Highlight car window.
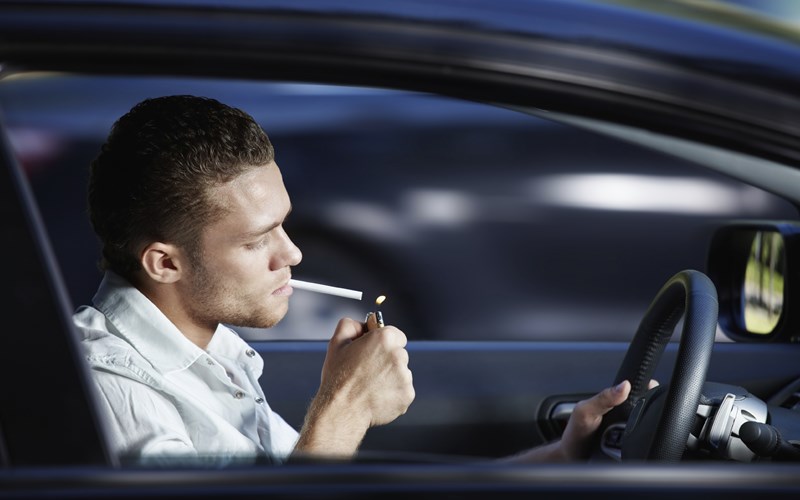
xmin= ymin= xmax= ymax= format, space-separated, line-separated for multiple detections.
xmin=1 ymin=74 xmax=796 ymax=342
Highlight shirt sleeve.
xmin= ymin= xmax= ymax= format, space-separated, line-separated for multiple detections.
xmin=266 ymin=406 xmax=300 ymax=462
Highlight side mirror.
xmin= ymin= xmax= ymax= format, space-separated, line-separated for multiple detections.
xmin=742 ymin=231 xmax=784 ymax=335
xmin=707 ymin=222 xmax=800 ymax=342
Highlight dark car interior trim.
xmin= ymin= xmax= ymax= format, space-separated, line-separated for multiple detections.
xmin=0 ymin=115 xmax=115 ymax=467
xmin=1 ymin=2 xmax=800 ymax=167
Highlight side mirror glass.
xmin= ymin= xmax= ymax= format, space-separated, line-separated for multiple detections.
xmin=742 ymin=230 xmax=785 ymax=335
xmin=708 ymin=222 xmax=800 ymax=342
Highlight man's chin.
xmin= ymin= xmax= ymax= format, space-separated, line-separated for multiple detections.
xmin=229 ymin=311 xmax=287 ymax=330
xmin=222 ymin=297 xmax=289 ymax=329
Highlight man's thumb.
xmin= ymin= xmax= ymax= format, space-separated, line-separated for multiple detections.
xmin=596 ymin=380 xmax=631 ymax=414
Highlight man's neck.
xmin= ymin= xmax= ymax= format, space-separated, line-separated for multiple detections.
xmin=171 ymin=318 xmax=215 ymax=350
xmin=137 ymin=280 xmax=216 ymax=350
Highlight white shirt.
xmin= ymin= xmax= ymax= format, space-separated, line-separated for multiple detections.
xmin=73 ymin=272 xmax=299 ymax=465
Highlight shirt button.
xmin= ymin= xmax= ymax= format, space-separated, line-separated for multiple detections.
xmin=245 ymin=349 xmax=256 ymax=358
xmin=233 ymin=390 xmax=245 ymax=400
xmin=206 ymin=358 xmax=214 ymax=366
xmin=255 ymin=397 xmax=265 ymax=404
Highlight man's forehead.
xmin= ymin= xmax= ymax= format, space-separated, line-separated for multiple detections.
xmin=207 ymin=163 xmax=290 ymax=234
xmin=215 ymin=162 xmax=282 ymax=199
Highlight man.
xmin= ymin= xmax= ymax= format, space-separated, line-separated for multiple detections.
xmin=74 ymin=95 xmax=633 ymax=464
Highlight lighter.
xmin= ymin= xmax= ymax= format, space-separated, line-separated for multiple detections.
xmin=375 ymin=295 xmax=386 ymax=327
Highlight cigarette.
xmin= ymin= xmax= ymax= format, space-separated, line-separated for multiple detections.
xmin=288 ymin=279 xmax=363 ymax=300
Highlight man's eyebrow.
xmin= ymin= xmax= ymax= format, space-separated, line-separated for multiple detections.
xmin=241 ymin=205 xmax=292 ymax=240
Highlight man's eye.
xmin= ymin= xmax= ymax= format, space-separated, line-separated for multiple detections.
xmin=246 ymin=238 xmax=268 ymax=250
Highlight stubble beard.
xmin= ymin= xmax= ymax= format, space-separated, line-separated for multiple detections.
xmin=185 ymin=254 xmax=287 ymax=330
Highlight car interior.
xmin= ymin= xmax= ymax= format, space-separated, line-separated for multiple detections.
xmin=3 ymin=75 xmax=800 ymax=473
xmin=3 ymin=1 xmax=800 ymax=497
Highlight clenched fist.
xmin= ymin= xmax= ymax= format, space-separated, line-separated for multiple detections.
xmin=292 ymin=316 xmax=415 ymax=459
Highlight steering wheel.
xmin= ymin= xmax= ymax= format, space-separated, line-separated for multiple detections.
xmin=598 ymin=270 xmax=718 ymax=461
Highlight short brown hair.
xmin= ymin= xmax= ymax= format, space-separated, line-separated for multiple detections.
xmin=88 ymin=95 xmax=274 ymax=279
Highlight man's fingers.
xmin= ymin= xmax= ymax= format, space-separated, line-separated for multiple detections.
xmin=587 ymin=380 xmax=631 ymax=416
xmin=330 ymin=317 xmax=367 ymax=346
xmin=582 ymin=380 xmax=657 ymax=418
xmin=584 ymin=379 xmax=657 ymax=416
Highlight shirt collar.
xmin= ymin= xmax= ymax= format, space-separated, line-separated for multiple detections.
xmin=92 ymin=271 xmax=207 ymax=374
xmin=207 ymin=324 xmax=265 ymax=374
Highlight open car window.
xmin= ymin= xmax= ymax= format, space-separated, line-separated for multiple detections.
xmin=1 ymin=74 xmax=796 ymax=342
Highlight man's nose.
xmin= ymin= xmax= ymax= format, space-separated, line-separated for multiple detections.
xmin=272 ymin=227 xmax=302 ymax=270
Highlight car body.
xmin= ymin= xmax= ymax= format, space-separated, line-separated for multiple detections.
xmin=2 ymin=0 xmax=800 ymax=497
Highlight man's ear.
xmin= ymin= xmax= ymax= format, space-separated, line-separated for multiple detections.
xmin=140 ymin=242 xmax=183 ymax=284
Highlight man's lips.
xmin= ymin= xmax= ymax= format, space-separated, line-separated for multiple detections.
xmin=272 ymin=282 xmax=294 ymax=296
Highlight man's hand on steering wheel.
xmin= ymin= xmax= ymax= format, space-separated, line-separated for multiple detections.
xmin=512 ymin=271 xmax=716 ymax=465
xmin=499 ymin=379 xmax=657 ymax=464
xmin=560 ymin=379 xmax=659 ymax=460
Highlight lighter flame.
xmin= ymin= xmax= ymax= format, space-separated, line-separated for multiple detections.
xmin=375 ymin=295 xmax=386 ymax=306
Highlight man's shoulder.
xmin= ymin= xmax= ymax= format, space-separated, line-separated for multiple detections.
xmin=74 ymin=304 xmax=122 ymax=347
xmin=73 ymin=305 xmax=152 ymax=378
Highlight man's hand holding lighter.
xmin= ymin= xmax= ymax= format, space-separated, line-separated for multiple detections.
xmin=292 ymin=313 xmax=415 ymax=459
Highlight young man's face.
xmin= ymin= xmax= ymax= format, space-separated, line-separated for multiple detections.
xmin=178 ymin=161 xmax=303 ymax=330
